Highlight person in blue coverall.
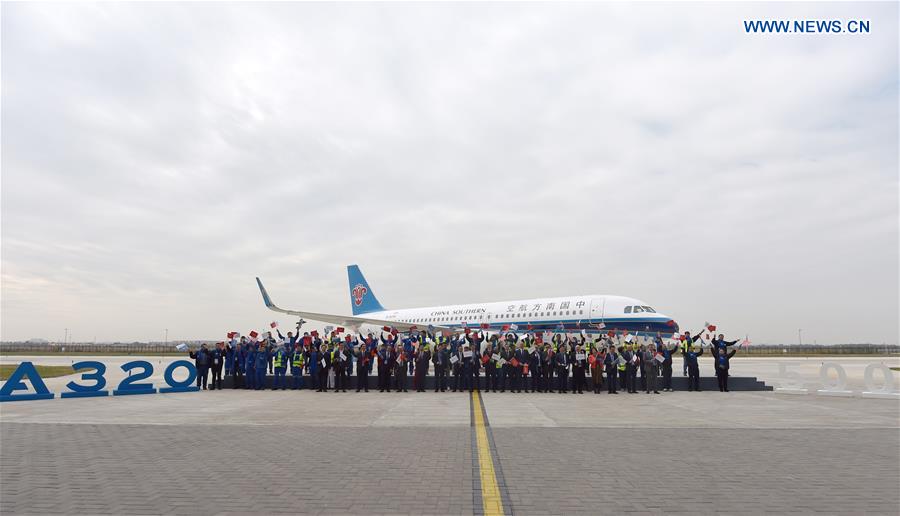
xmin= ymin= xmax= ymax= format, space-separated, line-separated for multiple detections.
xmin=244 ymin=343 xmax=256 ymax=390
xmin=254 ymin=342 xmax=269 ymax=390
xmin=228 ymin=337 xmax=245 ymax=389
xmin=307 ymin=344 xmax=319 ymax=390
xmin=685 ymin=344 xmax=704 ymax=392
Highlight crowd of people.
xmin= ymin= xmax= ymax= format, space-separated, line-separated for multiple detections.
xmin=187 ymin=326 xmax=744 ymax=394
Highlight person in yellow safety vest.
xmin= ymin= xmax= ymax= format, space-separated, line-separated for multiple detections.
xmin=290 ymin=344 xmax=305 ymax=390
xmin=272 ymin=345 xmax=288 ymax=390
xmin=616 ymin=335 xmax=628 ymax=391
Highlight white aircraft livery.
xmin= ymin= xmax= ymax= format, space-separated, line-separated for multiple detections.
xmin=256 ymin=265 xmax=679 ymax=336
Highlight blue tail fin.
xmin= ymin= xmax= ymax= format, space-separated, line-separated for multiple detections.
xmin=347 ymin=265 xmax=385 ymax=315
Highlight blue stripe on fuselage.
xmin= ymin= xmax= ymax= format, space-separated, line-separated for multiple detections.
xmin=412 ymin=318 xmax=679 ymax=335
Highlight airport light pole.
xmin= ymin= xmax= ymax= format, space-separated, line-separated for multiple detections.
xmin=165 ymin=328 xmax=168 ymax=347
xmin=798 ymin=328 xmax=802 ymax=346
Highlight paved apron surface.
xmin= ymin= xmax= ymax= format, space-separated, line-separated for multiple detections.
xmin=1 ymin=383 xmax=899 ymax=514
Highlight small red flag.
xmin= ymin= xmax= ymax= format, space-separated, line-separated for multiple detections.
xmin=480 ymin=323 xmax=489 ymax=330
xmin=382 ymin=326 xmax=391 ymax=332
xmin=336 ymin=327 xmax=345 ymax=333
xmin=707 ymin=324 xmax=717 ymax=332
xmin=501 ymin=324 xmax=510 ymax=332
xmin=249 ymin=331 xmax=259 ymax=339
xmin=270 ymin=321 xmax=278 ymax=328
xmin=607 ymin=330 xmax=614 ymax=337
xmin=527 ymin=324 xmax=533 ymax=330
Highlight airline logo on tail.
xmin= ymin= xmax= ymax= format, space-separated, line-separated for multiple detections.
xmin=352 ymin=284 xmax=368 ymax=306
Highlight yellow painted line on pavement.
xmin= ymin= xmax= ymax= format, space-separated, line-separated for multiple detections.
xmin=472 ymin=390 xmax=504 ymax=516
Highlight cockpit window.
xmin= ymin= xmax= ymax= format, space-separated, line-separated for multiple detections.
xmin=624 ymin=306 xmax=632 ymax=314
xmin=632 ymin=306 xmax=645 ymax=313
xmin=641 ymin=306 xmax=656 ymax=313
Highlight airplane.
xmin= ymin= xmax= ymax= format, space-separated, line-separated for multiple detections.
xmin=256 ymin=264 xmax=679 ymax=337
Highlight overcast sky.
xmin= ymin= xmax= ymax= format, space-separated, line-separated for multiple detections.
xmin=2 ymin=2 xmax=897 ymax=345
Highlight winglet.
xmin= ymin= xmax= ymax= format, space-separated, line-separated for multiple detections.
xmin=256 ymin=277 xmax=275 ymax=308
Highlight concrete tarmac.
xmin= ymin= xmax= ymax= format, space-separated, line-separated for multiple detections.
xmin=1 ymin=355 xmax=898 ymax=515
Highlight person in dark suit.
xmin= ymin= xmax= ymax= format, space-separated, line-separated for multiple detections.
xmin=414 ymin=343 xmax=431 ymax=392
xmin=711 ymin=345 xmax=737 ymax=392
xmin=498 ymin=343 xmax=512 ymax=393
xmin=451 ymin=336 xmax=462 ymax=392
xmin=619 ymin=343 xmax=637 ymax=393
xmin=555 ymin=343 xmax=570 ymax=393
xmin=570 ymin=344 xmax=587 ymax=394
xmin=209 ymin=342 xmax=225 ymax=390
xmin=377 ymin=343 xmax=392 ymax=392
xmin=541 ymin=343 xmax=554 ymax=393
xmin=332 ymin=343 xmax=348 ymax=392
xmin=460 ymin=344 xmax=475 ymax=393
xmin=482 ymin=343 xmax=498 ymax=392
xmin=604 ymin=345 xmax=619 ymax=394
xmin=317 ymin=344 xmax=331 ymax=392
xmin=655 ymin=333 xmax=677 ymax=392
xmin=355 ymin=342 xmax=370 ymax=392
xmin=525 ymin=336 xmax=542 ymax=393
xmin=433 ymin=342 xmax=450 ymax=392
xmin=514 ymin=342 xmax=529 ymax=393
xmin=643 ymin=344 xmax=660 ymax=394
xmin=394 ymin=347 xmax=408 ymax=392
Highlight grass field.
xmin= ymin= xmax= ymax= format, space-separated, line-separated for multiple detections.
xmin=0 ymin=364 xmax=76 ymax=380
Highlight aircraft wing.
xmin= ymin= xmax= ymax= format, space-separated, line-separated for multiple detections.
xmin=256 ymin=277 xmax=450 ymax=333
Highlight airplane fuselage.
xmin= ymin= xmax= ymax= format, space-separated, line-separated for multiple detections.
xmin=359 ymin=294 xmax=677 ymax=335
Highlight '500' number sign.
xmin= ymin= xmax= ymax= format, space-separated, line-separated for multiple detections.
xmin=0 ymin=360 xmax=199 ymax=402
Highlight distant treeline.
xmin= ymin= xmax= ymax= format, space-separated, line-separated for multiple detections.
xmin=0 ymin=341 xmax=897 ymax=355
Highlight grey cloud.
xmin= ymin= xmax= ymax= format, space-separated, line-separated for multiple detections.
xmin=1 ymin=2 xmax=897 ymax=344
